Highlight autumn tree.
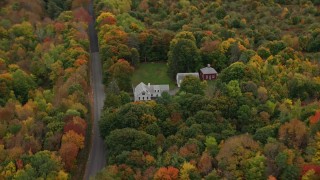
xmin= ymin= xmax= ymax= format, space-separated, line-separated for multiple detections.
xmin=216 ymin=134 xmax=261 ymax=179
xmin=63 ymin=116 xmax=87 ymax=136
xmin=312 ymin=132 xmax=320 ymax=164
xmin=154 ymin=166 xmax=179 ymax=180
xmin=198 ymin=152 xmax=213 ymax=176
xmin=96 ymin=12 xmax=117 ymax=27
xmin=59 ymin=142 xmax=79 ymax=171
xmin=180 ymin=162 xmax=200 ymax=180
xmin=279 ymin=119 xmax=308 ymax=149
xmin=61 ymin=130 xmax=84 ymax=149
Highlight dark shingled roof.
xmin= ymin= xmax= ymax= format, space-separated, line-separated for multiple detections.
xmin=200 ymin=66 xmax=217 ymax=74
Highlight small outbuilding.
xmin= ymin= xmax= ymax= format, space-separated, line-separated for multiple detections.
xmin=176 ymin=73 xmax=200 ymax=87
xmin=199 ymin=64 xmax=218 ymax=80
xmin=134 ymin=82 xmax=169 ymax=101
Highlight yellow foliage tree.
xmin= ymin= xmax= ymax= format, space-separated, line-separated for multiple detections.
xmin=1 ymin=161 xmax=16 ymax=178
xmin=56 ymin=170 xmax=69 ymax=180
xmin=180 ymin=162 xmax=196 ymax=180
xmin=312 ymin=132 xmax=320 ymax=164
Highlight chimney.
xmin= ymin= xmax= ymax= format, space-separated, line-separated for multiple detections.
xmin=207 ymin=64 xmax=211 ymax=67
xmin=148 ymin=83 xmax=150 ymax=87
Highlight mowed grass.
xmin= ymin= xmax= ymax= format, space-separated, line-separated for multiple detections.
xmin=132 ymin=62 xmax=176 ymax=88
xmin=205 ymin=80 xmax=218 ymax=97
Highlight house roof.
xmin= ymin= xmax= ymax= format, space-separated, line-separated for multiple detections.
xmin=134 ymin=82 xmax=150 ymax=96
xmin=200 ymin=66 xmax=217 ymax=74
xmin=158 ymin=85 xmax=170 ymax=91
xmin=134 ymin=82 xmax=169 ymax=96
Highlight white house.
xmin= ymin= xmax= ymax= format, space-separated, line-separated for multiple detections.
xmin=176 ymin=73 xmax=199 ymax=87
xmin=134 ymin=82 xmax=169 ymax=101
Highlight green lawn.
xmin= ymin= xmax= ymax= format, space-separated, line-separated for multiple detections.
xmin=205 ymin=80 xmax=218 ymax=97
xmin=132 ymin=62 xmax=176 ymax=88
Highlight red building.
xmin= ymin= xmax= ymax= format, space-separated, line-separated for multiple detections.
xmin=199 ymin=64 xmax=218 ymax=80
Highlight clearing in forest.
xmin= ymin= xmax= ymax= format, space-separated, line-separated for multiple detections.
xmin=132 ymin=62 xmax=175 ymax=88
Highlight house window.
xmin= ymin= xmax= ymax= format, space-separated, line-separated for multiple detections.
xmin=151 ymin=94 xmax=153 ymax=97
xmin=143 ymin=97 xmax=144 ymax=100
xmin=139 ymin=97 xmax=140 ymax=100
xmin=142 ymin=91 xmax=145 ymax=95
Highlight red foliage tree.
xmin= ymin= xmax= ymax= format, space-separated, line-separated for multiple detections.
xmin=73 ymin=116 xmax=87 ymax=129
xmin=103 ymin=16 xmax=116 ymax=25
xmin=63 ymin=121 xmax=86 ymax=136
xmin=179 ymin=143 xmax=199 ymax=159
xmin=198 ymin=152 xmax=213 ymax=175
xmin=16 ymin=159 xmax=23 ymax=170
xmin=59 ymin=142 xmax=79 ymax=171
xmin=73 ymin=7 xmax=91 ymax=23
xmin=63 ymin=116 xmax=87 ymax=136
xmin=310 ymin=111 xmax=320 ymax=124
xmin=301 ymin=164 xmax=320 ymax=176
xmin=74 ymin=59 xmax=87 ymax=67
xmin=170 ymin=112 xmax=182 ymax=123
xmin=54 ymin=22 xmax=65 ymax=33
xmin=143 ymin=166 xmax=157 ymax=180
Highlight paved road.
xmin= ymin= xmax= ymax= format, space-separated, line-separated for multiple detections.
xmin=84 ymin=1 xmax=106 ymax=179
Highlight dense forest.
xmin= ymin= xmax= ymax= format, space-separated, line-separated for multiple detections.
xmin=0 ymin=0 xmax=320 ymax=179
xmin=95 ymin=0 xmax=320 ymax=180
xmin=0 ymin=0 xmax=91 ymax=179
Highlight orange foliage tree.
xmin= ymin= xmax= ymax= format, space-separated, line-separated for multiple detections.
xmin=61 ymin=130 xmax=84 ymax=149
xmin=154 ymin=166 xmax=179 ymax=180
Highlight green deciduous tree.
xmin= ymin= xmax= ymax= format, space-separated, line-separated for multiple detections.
xmin=168 ymin=32 xmax=201 ymax=78
xmin=219 ymin=62 xmax=246 ymax=83
xmin=108 ymin=59 xmax=134 ymax=91
xmin=179 ymin=75 xmax=206 ymax=95
xmin=12 ymin=69 xmax=36 ymax=104
xmin=226 ymin=80 xmax=242 ymax=98
xmin=23 ymin=151 xmax=63 ymax=178
xmin=244 ymin=153 xmax=266 ymax=180
xmin=105 ymin=128 xmax=156 ymax=159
